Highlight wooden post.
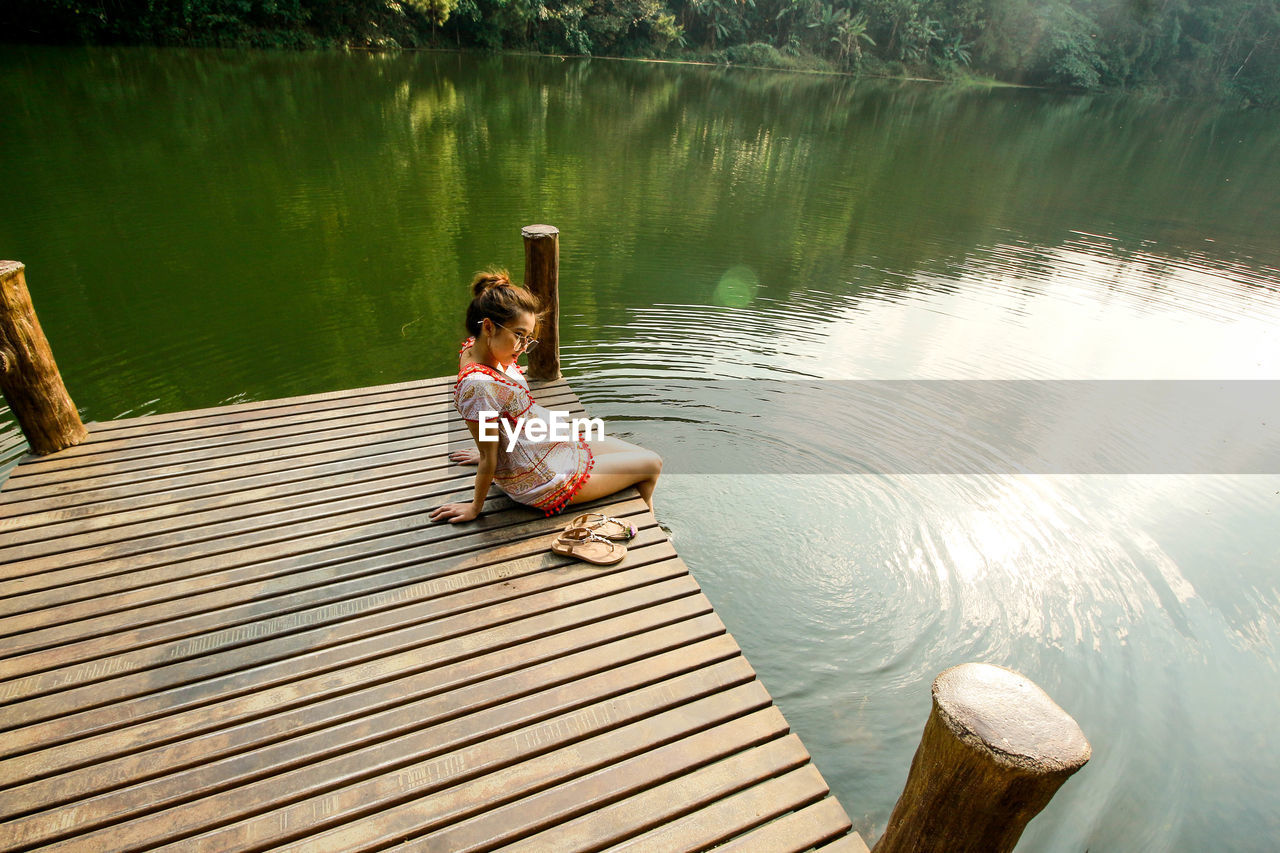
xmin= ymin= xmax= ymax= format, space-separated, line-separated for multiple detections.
xmin=873 ymin=663 xmax=1091 ymax=853
xmin=522 ymin=224 xmax=561 ymax=381
xmin=0 ymin=261 xmax=88 ymax=455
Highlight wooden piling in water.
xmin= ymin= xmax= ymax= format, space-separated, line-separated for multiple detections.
xmin=0 ymin=261 xmax=87 ymax=455
xmin=873 ymin=663 xmax=1091 ymax=853
xmin=523 ymin=224 xmax=561 ymax=381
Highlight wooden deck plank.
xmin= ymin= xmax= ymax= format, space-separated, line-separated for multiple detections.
xmin=484 ymin=728 xmax=807 ymax=853
xmin=0 ymin=553 xmax=697 ymax=717
xmin=53 ymin=667 xmax=764 ymax=852
xmin=0 ymin=386 xmax=578 ymax=490
xmin=0 ymin=440 xmax=456 ymax=522
xmin=1 ymin=379 xmax=570 ymax=484
xmin=0 ymin=528 xmax=676 ymax=693
xmin=1 ymin=611 xmax=724 ymax=806
xmin=712 ymin=797 xmax=855 ymax=852
xmin=0 ymin=409 xmax=582 ymax=557
xmin=0 ymin=467 xmax=492 ymax=575
xmin=0 ymin=475 xmax=506 ymax=585
xmin=0 ymin=376 xmax=565 ymax=502
xmin=0 ymin=392 xmax=571 ymax=541
xmin=23 ymin=384 xmax=460 ymax=463
xmin=0 ymin=570 xmax=703 ymax=757
xmin=74 ymin=380 xmax=460 ymax=445
xmin=81 ymin=375 xmax=456 ymax=435
xmin=0 ymin=456 xmax=570 ymax=590
xmin=81 ymin=371 xmax=564 ymax=437
xmin=14 ymin=380 xmax=567 ymax=472
xmin=0 ymin=495 xmax=648 ymax=651
xmin=0 ymin=486 xmax=537 ymax=614
xmin=417 ymin=720 xmax=805 ymax=853
xmin=0 ymin=451 xmax=450 ymax=537
xmin=0 ymin=421 xmax=447 ymax=495
xmin=0 ymin=502 xmax=654 ymax=661
xmin=2 ymin=632 xmax=743 ymax=846
xmin=4 ymin=404 xmax=454 ymax=481
xmin=0 ymin=518 xmax=668 ymax=680
xmin=817 ymin=832 xmax=874 ymax=852
xmin=0 ymin=595 xmax=719 ymax=792
xmin=2 ymin=459 xmax=485 ymax=560
xmin=604 ymin=765 xmax=832 ymax=852
xmin=0 ymin=405 xmax=542 ymax=508
xmin=0 ymin=390 xmax=566 ymax=522
xmin=0 ymin=419 xmax=480 ymax=505
xmin=234 ymin=679 xmax=775 ymax=853
xmin=47 ymin=377 xmax=564 ymax=453
xmin=0 ymin=375 xmax=864 ymax=853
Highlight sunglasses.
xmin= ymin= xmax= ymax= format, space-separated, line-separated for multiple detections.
xmin=493 ymin=321 xmax=539 ymax=351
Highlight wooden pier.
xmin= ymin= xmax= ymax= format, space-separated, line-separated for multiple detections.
xmin=0 ymin=373 xmax=868 ymax=852
xmin=0 ymin=238 xmax=1091 ymax=853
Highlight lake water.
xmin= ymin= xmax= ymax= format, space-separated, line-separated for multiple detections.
xmin=2 ymin=46 xmax=1279 ymax=850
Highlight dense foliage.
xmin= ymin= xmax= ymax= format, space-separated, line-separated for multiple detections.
xmin=4 ymin=0 xmax=1278 ymax=104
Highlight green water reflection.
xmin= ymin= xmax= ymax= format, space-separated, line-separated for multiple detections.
xmin=3 ymin=48 xmax=1278 ymax=416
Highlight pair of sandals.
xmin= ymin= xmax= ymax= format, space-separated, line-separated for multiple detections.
xmin=551 ymin=512 xmax=638 ymax=565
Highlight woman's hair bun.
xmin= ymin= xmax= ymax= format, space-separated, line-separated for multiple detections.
xmin=464 ymin=267 xmax=541 ymax=337
xmin=471 ymin=269 xmax=512 ymax=297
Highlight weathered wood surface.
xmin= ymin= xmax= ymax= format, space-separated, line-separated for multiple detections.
xmin=873 ymin=663 xmax=1091 ymax=853
xmin=0 ymin=262 xmax=87 ymax=456
xmin=522 ymin=225 xmax=561 ymax=382
xmin=0 ymin=376 xmax=862 ymax=852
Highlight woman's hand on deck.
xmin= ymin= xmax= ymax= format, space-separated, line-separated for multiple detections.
xmin=430 ymin=502 xmax=479 ymax=523
xmin=449 ymin=448 xmax=481 ymax=465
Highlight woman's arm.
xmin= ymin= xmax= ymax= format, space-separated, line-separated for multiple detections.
xmin=430 ymin=421 xmax=499 ymax=523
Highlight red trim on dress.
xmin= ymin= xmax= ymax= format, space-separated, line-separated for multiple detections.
xmin=535 ymin=441 xmax=595 ymax=516
xmin=458 ymin=337 xmax=528 ymax=374
xmin=455 ymin=339 xmax=537 ymax=421
xmin=454 ymin=362 xmax=528 ymax=425
xmin=456 ymin=361 xmax=527 ymax=392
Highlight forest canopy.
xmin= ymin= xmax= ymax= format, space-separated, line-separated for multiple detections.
xmin=4 ymin=0 xmax=1278 ymax=105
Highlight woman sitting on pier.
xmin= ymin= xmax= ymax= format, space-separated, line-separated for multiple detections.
xmin=430 ymin=270 xmax=662 ymax=524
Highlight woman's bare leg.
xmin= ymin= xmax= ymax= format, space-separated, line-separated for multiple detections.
xmin=569 ymin=437 xmax=662 ymax=509
xmin=587 ymin=436 xmax=653 ymax=458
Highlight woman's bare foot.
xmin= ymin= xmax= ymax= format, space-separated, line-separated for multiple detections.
xmin=449 ymin=448 xmax=481 ymax=465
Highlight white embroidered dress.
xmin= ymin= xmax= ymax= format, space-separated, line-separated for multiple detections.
xmin=454 ymin=339 xmax=593 ymax=515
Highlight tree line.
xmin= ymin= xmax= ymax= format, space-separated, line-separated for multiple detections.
xmin=4 ymin=0 xmax=1278 ymax=105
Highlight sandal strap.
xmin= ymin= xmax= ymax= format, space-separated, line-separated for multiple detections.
xmin=577 ymin=512 xmax=627 ymax=530
xmin=558 ymin=526 xmax=614 ymax=547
